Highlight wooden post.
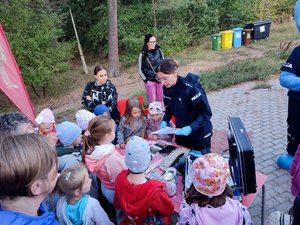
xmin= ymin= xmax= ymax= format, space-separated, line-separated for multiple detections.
xmin=69 ymin=8 xmax=88 ymax=74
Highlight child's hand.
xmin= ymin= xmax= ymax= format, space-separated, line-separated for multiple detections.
xmin=148 ymin=133 xmax=158 ymax=140
xmin=115 ymin=144 xmax=120 ymax=149
xmin=86 ymin=95 xmax=92 ymax=101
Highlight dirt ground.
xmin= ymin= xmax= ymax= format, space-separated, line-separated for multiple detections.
xmin=44 ymin=44 xmax=267 ymax=122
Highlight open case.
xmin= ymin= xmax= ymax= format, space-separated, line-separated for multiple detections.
xmin=228 ymin=116 xmax=257 ymax=195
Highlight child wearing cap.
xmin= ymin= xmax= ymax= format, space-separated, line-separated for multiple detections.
xmin=35 ymin=108 xmax=58 ymax=146
xmin=114 ymin=136 xmax=174 ymax=225
xmin=56 ymin=121 xmax=83 ymax=172
xmin=178 ymin=153 xmax=252 ymax=225
xmin=146 ymin=101 xmax=174 ymax=141
xmin=35 ymin=108 xmax=57 ymax=136
xmin=75 ymin=109 xmax=96 ymax=132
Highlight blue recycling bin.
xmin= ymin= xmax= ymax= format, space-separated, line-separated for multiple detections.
xmin=231 ymin=28 xmax=243 ymax=47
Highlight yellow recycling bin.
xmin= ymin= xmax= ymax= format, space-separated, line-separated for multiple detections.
xmin=220 ymin=30 xmax=234 ymax=49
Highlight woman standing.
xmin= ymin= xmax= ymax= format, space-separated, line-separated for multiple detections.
xmin=81 ymin=65 xmax=120 ymax=123
xmin=157 ymin=58 xmax=213 ymax=154
xmin=138 ymin=33 xmax=164 ymax=107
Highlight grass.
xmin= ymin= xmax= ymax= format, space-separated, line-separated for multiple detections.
xmin=252 ymin=82 xmax=272 ymax=90
xmin=200 ymin=53 xmax=282 ymax=92
xmin=190 ymin=21 xmax=300 ymax=92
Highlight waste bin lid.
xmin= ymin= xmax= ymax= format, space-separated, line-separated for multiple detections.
xmin=211 ymin=33 xmax=221 ymax=37
xmin=232 ymin=27 xmax=243 ymax=31
xmin=220 ymin=30 xmax=234 ymax=34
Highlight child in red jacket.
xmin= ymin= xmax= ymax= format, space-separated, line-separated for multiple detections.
xmin=114 ymin=136 xmax=174 ymax=225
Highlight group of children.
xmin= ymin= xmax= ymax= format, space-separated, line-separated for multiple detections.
xmin=0 ymin=97 xmax=253 ymax=225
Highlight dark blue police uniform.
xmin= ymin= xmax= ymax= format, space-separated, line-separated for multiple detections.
xmin=163 ymin=73 xmax=212 ymax=152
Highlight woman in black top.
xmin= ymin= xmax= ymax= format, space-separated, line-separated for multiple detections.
xmin=138 ymin=34 xmax=164 ymax=108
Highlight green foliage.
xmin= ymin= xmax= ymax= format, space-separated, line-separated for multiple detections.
xmin=156 ymin=24 xmax=192 ymax=56
xmin=201 ymin=56 xmax=281 ymax=92
xmin=0 ymin=0 xmax=74 ymax=96
xmin=55 ymin=0 xmax=295 ymax=64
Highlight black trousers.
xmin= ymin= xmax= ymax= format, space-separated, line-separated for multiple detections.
xmin=287 ymin=97 xmax=300 ymax=156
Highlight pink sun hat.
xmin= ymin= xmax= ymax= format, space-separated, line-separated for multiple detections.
xmin=192 ymin=153 xmax=230 ymax=197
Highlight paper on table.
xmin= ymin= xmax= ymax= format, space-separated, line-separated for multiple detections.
xmin=151 ymin=127 xmax=181 ymax=135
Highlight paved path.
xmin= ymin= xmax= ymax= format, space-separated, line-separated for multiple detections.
xmin=208 ymin=78 xmax=293 ymax=225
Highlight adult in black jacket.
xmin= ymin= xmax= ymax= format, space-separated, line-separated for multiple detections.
xmin=157 ymin=58 xmax=213 ymax=153
xmin=138 ymin=33 xmax=164 ymax=107
xmin=81 ymin=65 xmax=120 ymax=123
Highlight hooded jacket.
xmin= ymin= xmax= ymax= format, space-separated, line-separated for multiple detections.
xmin=56 ymin=195 xmax=114 ymax=225
xmin=178 ymin=197 xmax=252 ymax=225
xmin=114 ymin=170 xmax=174 ymax=225
xmin=85 ymin=144 xmax=126 ymax=190
xmin=0 ymin=203 xmax=60 ymax=225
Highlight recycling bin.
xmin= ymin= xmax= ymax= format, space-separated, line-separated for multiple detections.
xmin=231 ymin=28 xmax=243 ymax=47
xmin=220 ymin=30 xmax=234 ymax=49
xmin=246 ymin=20 xmax=272 ymax=40
xmin=242 ymin=29 xmax=252 ymax=46
xmin=211 ymin=33 xmax=221 ymax=50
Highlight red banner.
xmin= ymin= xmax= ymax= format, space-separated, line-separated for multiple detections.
xmin=0 ymin=23 xmax=36 ymax=123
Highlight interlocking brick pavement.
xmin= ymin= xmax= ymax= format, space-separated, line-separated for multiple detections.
xmin=208 ymin=78 xmax=293 ymax=225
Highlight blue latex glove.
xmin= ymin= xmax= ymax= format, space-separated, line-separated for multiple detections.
xmin=160 ymin=121 xmax=167 ymax=129
xmin=176 ymin=126 xmax=192 ymax=136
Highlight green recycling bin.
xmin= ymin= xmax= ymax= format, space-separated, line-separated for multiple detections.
xmin=211 ymin=33 xmax=221 ymax=50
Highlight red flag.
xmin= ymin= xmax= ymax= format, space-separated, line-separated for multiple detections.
xmin=0 ymin=23 xmax=36 ymax=123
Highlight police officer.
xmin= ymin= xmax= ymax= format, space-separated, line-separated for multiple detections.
xmin=156 ymin=58 xmax=212 ymax=153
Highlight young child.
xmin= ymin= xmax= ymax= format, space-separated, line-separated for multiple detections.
xmin=56 ymin=163 xmax=114 ymax=225
xmin=178 ymin=153 xmax=252 ymax=225
xmin=146 ymin=101 xmax=174 ymax=142
xmin=116 ymin=97 xmax=147 ymax=149
xmin=82 ymin=115 xmax=126 ymax=204
xmin=114 ymin=136 xmax=174 ymax=225
xmin=56 ymin=121 xmax=83 ymax=172
xmin=76 ymin=109 xmax=96 ymax=132
xmin=35 ymin=108 xmax=56 ymax=136
xmin=0 ymin=134 xmax=59 ymax=225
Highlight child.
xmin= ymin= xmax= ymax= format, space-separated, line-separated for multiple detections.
xmin=56 ymin=164 xmax=114 ymax=225
xmin=35 ymin=108 xmax=56 ymax=136
xmin=114 ymin=136 xmax=174 ymax=225
xmin=82 ymin=115 xmax=126 ymax=204
xmin=56 ymin=121 xmax=83 ymax=172
xmin=81 ymin=64 xmax=120 ymax=123
xmin=0 ymin=134 xmax=59 ymax=225
xmin=178 ymin=153 xmax=252 ymax=225
xmin=76 ymin=109 xmax=96 ymax=132
xmin=116 ymin=97 xmax=147 ymax=149
xmin=146 ymin=101 xmax=174 ymax=142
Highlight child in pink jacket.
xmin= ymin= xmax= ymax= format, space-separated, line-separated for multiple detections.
xmin=82 ymin=116 xmax=126 ymax=205
xmin=178 ymin=153 xmax=252 ymax=225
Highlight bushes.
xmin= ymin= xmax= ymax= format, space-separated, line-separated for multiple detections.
xmin=0 ymin=0 xmax=74 ymax=96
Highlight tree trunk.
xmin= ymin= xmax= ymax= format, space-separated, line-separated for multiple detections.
xmin=107 ymin=0 xmax=120 ymax=77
